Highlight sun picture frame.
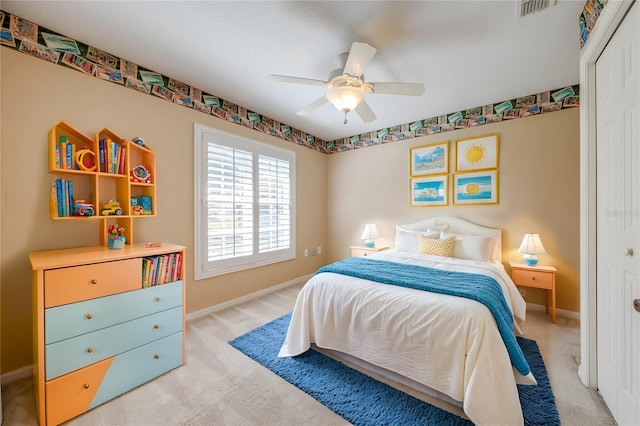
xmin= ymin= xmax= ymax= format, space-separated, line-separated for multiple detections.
xmin=410 ymin=175 xmax=448 ymax=207
xmin=453 ymin=170 xmax=499 ymax=205
xmin=409 ymin=141 xmax=449 ymax=176
xmin=455 ymin=133 xmax=499 ymax=172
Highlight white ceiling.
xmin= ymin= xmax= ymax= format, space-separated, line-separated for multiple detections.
xmin=2 ymin=0 xmax=585 ymax=142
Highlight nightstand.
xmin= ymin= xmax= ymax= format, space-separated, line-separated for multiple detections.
xmin=509 ymin=262 xmax=557 ymax=323
xmin=350 ymin=245 xmax=389 ymax=258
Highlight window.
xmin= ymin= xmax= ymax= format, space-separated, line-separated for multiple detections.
xmin=194 ymin=124 xmax=296 ymax=279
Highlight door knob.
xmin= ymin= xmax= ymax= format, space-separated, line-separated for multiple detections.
xmin=634 ymin=299 xmax=640 ymax=313
xmin=626 ymin=248 xmax=634 ymax=257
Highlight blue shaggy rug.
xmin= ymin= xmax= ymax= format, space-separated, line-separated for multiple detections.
xmin=229 ymin=313 xmax=559 ymax=426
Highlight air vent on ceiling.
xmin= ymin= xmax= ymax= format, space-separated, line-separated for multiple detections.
xmin=519 ymin=0 xmax=555 ymax=18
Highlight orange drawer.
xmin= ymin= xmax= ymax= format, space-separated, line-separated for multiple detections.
xmin=45 ymin=357 xmax=113 ymax=425
xmin=513 ymin=269 xmax=553 ymax=289
xmin=44 ymin=259 xmax=141 ymax=307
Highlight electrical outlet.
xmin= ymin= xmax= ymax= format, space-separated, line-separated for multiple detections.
xmin=317 ymin=246 xmax=322 ymax=254
xmin=304 ymin=249 xmax=309 ymax=257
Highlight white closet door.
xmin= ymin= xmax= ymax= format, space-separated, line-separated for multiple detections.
xmin=596 ymin=2 xmax=640 ymax=424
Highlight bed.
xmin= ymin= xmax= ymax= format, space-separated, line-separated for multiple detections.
xmin=278 ymin=216 xmax=535 ymax=425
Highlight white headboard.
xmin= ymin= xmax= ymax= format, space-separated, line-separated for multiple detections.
xmin=401 ymin=216 xmax=502 ymax=263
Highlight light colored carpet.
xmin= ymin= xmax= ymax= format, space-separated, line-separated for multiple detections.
xmin=2 ymin=283 xmax=614 ymax=425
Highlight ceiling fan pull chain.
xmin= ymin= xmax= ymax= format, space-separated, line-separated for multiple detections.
xmin=344 ymin=110 xmax=348 ymax=124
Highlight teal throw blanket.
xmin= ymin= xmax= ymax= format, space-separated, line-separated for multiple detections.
xmin=316 ymin=257 xmax=531 ymax=376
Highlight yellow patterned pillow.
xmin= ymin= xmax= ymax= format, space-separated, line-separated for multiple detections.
xmin=419 ymin=236 xmax=456 ymax=257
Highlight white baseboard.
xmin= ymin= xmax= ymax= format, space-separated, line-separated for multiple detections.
xmin=186 ymin=274 xmax=311 ymax=322
xmin=526 ymin=302 xmax=580 ymax=321
xmin=1 ymin=365 xmax=32 ymax=386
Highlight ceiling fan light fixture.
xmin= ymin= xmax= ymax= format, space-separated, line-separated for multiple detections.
xmin=326 ymin=86 xmax=364 ymax=113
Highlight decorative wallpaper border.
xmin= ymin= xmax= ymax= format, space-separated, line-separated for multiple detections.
xmin=1 ymin=10 xmax=580 ymax=155
xmin=579 ymin=0 xmax=608 ymax=48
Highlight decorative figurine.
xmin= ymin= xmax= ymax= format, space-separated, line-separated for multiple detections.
xmin=107 ymin=225 xmax=126 ymax=249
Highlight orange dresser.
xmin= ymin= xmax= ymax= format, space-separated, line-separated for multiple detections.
xmin=28 ymin=243 xmax=186 ymax=425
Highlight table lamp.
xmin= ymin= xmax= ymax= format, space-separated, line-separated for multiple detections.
xmin=360 ymin=224 xmax=380 ymax=248
xmin=519 ymin=233 xmax=546 ymax=266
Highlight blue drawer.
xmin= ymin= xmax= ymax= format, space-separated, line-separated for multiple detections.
xmin=90 ymin=332 xmax=183 ymax=409
xmin=46 ymin=306 xmax=183 ymax=380
xmin=45 ymin=280 xmax=183 ymax=344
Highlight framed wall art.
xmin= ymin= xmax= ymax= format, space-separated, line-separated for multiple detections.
xmin=410 ymin=175 xmax=448 ymax=207
xmin=455 ymin=133 xmax=499 ymax=172
xmin=453 ymin=170 xmax=498 ymax=205
xmin=410 ymin=141 xmax=449 ymax=176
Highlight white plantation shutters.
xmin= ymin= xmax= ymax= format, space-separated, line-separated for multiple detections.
xmin=206 ymin=143 xmax=254 ymax=261
xmin=194 ymin=124 xmax=296 ymax=279
xmin=258 ymin=156 xmax=291 ymax=253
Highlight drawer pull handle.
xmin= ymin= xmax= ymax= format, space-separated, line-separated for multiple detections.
xmin=83 ymin=383 xmax=90 ymax=390
xmin=154 ymin=297 xmax=160 ymax=302
xmin=91 ymin=279 xmax=97 ymax=285
xmin=154 ymin=354 xmax=160 ymax=360
xmin=531 ymin=276 xmax=536 ymax=281
xmin=87 ymin=347 xmax=93 ymax=353
xmin=86 ymin=314 xmax=93 ymax=320
xmin=154 ymin=324 xmax=159 ymax=329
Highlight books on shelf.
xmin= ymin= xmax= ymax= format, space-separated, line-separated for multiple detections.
xmin=51 ymin=178 xmax=76 ymax=217
xmin=98 ymin=138 xmax=126 ymax=174
xmin=142 ymin=253 xmax=182 ymax=288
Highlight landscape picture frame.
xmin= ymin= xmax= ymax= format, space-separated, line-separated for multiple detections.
xmin=410 ymin=175 xmax=448 ymax=207
xmin=410 ymin=141 xmax=449 ymax=176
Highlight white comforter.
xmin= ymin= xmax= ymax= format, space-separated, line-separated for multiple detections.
xmin=279 ymin=250 xmax=536 ymax=426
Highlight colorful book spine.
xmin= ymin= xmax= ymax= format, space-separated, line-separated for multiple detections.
xmin=50 ymin=180 xmax=58 ymax=218
xmin=141 ymin=258 xmax=148 ymax=288
xmin=70 ymin=144 xmax=76 ymax=169
xmin=55 ymin=146 xmax=61 ymax=169
xmin=66 ymin=143 xmax=73 ymax=169
xmin=60 ymin=179 xmax=67 ymax=217
xmin=67 ymin=180 xmax=74 ymax=216
xmin=55 ymin=179 xmax=63 ymax=217
xmin=60 ymin=141 xmax=68 ymax=169
xmin=99 ymin=139 xmax=105 ymax=172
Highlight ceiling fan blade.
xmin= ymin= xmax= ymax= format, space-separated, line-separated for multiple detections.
xmin=370 ymin=82 xmax=425 ymax=96
xmin=267 ymin=75 xmax=327 ymax=86
xmin=354 ymin=100 xmax=377 ymax=123
xmin=343 ymin=42 xmax=377 ymax=78
xmin=297 ymin=96 xmax=329 ymax=115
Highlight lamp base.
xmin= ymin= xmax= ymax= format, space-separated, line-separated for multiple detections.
xmin=364 ymin=240 xmax=375 ymax=248
xmin=523 ymin=254 xmax=539 ymax=266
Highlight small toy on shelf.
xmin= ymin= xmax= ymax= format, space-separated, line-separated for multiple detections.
xmin=130 ymin=164 xmax=151 ymax=183
xmin=132 ymin=137 xmax=150 ymax=149
xmin=101 ymin=199 xmax=123 ymax=216
xmin=73 ymin=200 xmax=95 ymax=216
xmin=74 ymin=147 xmax=97 ymax=171
xmin=107 ymin=225 xmax=126 ymax=249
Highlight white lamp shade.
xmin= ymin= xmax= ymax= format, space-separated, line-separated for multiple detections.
xmin=360 ymin=224 xmax=380 ymax=240
xmin=327 ymin=86 xmax=364 ymax=112
xmin=518 ymin=234 xmax=546 ymax=254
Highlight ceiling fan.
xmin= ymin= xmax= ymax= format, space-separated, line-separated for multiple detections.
xmin=267 ymin=42 xmax=425 ymax=124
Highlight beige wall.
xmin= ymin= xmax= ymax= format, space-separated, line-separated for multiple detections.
xmin=327 ymin=107 xmax=580 ymax=313
xmin=0 ymin=46 xmax=580 ymax=376
xmin=0 ymin=49 xmax=328 ymax=374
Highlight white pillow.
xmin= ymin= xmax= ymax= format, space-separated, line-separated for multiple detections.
xmin=442 ymin=233 xmax=493 ymax=262
xmin=395 ymin=226 xmax=440 ymax=252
